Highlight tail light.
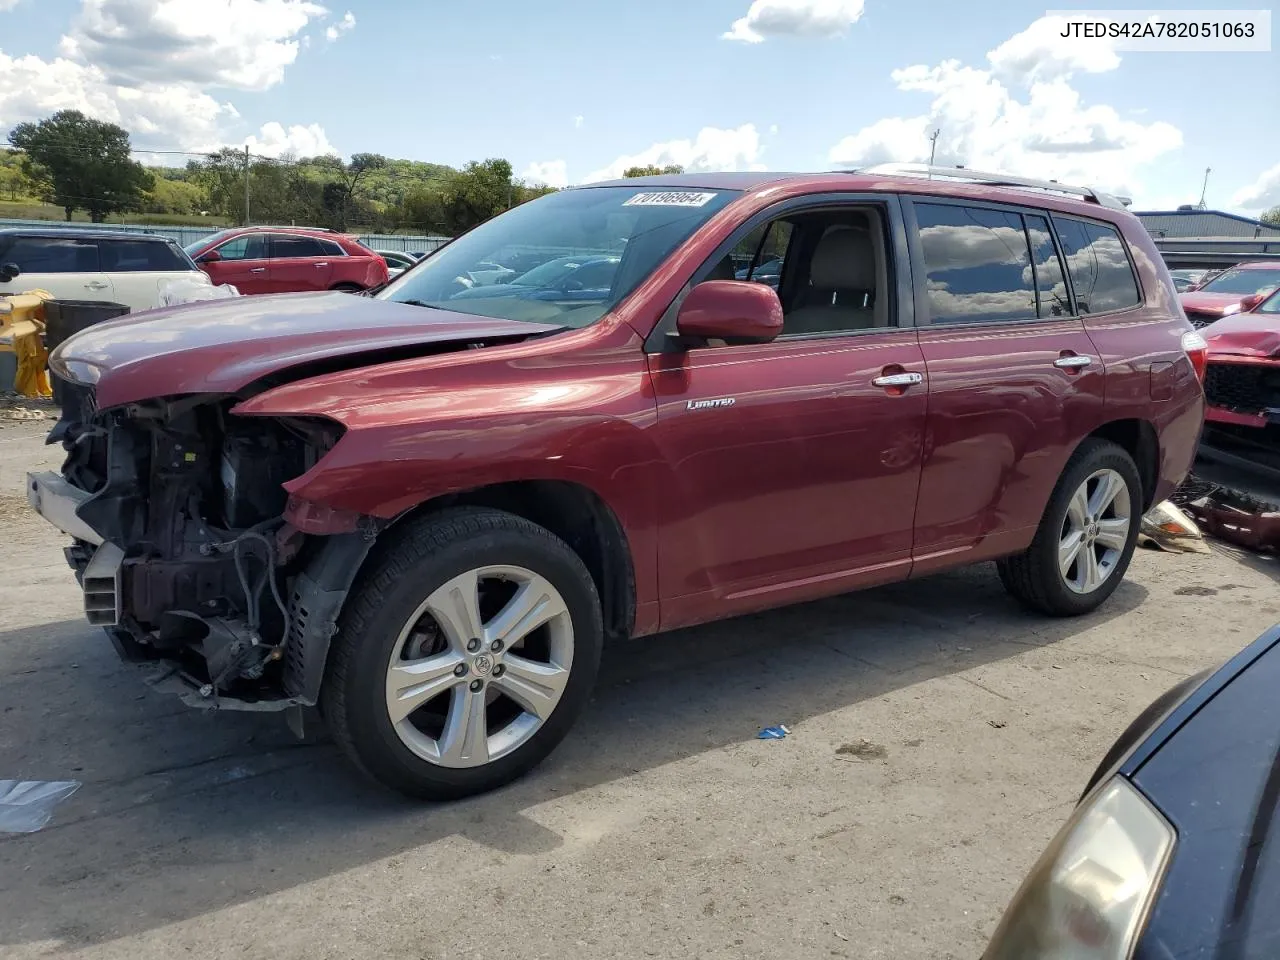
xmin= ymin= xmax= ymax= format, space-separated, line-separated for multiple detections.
xmin=1182 ymin=329 xmax=1208 ymax=382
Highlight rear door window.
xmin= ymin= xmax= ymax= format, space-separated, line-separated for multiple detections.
xmin=1 ymin=236 xmax=100 ymax=273
xmin=271 ymin=236 xmax=328 ymax=259
xmin=99 ymin=239 xmax=190 ymax=272
xmin=914 ymin=202 xmax=1037 ymax=324
xmin=1051 ymin=216 xmax=1142 ymax=314
xmin=1024 ymin=214 xmax=1071 ymax=318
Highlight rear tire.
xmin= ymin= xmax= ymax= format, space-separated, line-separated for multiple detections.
xmin=321 ymin=508 xmax=603 ymax=800
xmin=998 ymin=439 xmax=1142 ymax=617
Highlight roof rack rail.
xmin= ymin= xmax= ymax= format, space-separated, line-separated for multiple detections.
xmin=246 ymin=224 xmax=338 ymax=232
xmin=852 ymin=162 xmax=1132 ymax=210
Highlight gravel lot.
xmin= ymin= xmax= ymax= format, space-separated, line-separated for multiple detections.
xmin=2 ymin=413 xmax=1278 ymax=960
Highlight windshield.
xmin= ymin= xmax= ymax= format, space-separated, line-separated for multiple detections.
xmin=1259 ymin=289 xmax=1280 ymax=314
xmin=1199 ymin=267 xmax=1280 ymax=296
xmin=377 ymin=185 xmax=740 ymax=327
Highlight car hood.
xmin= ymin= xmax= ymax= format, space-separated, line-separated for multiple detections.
xmin=51 ymin=291 xmax=562 ymax=408
xmin=1204 ymin=310 xmax=1280 ymax=359
xmin=1180 ymin=291 xmax=1256 ymax=315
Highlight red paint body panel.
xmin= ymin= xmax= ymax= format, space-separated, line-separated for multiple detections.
xmin=911 ymin=319 xmax=1106 ymax=571
xmin=60 ymin=171 xmax=1207 ymax=639
xmin=53 ymin=291 xmax=562 ymax=408
xmin=645 ymin=331 xmax=927 ymax=630
xmin=187 ymin=227 xmax=389 ymax=294
xmin=1204 ymin=311 xmax=1280 ymax=359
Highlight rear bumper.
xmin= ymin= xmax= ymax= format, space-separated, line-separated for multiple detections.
xmin=26 ymin=470 xmax=103 ymax=545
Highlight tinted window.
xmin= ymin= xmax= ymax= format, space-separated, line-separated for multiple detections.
xmin=1 ymin=236 xmax=99 ymax=273
xmin=1024 ymin=215 xmax=1070 ymax=318
xmin=99 ymin=239 xmax=189 ymax=272
xmin=318 ymin=239 xmax=346 ymax=256
xmin=214 ymin=235 xmax=267 ymax=261
xmin=1052 ymin=216 xmax=1141 ymax=314
xmin=916 ymin=203 xmax=1036 ymax=324
xmin=271 ymin=236 xmax=328 ymax=258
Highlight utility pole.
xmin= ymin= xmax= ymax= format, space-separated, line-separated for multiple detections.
xmin=1198 ymin=167 xmax=1211 ymax=210
xmin=928 ymin=129 xmax=941 ymax=166
xmin=243 ymin=144 xmax=251 ymax=225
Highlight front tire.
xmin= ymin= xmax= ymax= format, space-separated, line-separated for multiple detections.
xmin=998 ymin=439 xmax=1142 ymax=617
xmin=322 ymin=508 xmax=603 ymax=800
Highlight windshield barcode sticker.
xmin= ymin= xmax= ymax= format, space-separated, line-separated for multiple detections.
xmin=623 ymin=192 xmax=718 ymax=208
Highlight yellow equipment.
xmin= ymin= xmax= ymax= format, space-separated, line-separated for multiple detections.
xmin=0 ymin=290 xmax=53 ymax=398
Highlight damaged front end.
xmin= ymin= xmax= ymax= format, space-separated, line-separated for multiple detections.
xmin=28 ymin=380 xmax=375 ymax=712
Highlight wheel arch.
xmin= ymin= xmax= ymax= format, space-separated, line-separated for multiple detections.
xmin=1083 ymin=418 xmax=1160 ymax=512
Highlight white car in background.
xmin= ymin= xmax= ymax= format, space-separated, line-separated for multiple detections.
xmin=375 ymin=249 xmax=420 ymax=278
xmin=0 ymin=228 xmax=214 ymax=312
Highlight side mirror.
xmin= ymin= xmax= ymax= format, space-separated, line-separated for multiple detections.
xmin=1240 ymin=293 xmax=1265 ymax=312
xmin=675 ymin=280 xmax=784 ymax=344
xmin=197 ymin=250 xmax=221 ymax=264
xmin=0 ymin=262 xmax=20 ymax=283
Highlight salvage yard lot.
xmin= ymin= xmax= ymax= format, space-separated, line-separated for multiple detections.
xmin=2 ymin=415 xmax=1277 ymax=960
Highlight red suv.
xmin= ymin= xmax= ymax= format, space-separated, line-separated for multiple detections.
xmin=31 ymin=167 xmax=1206 ymax=799
xmin=184 ymin=226 xmax=388 ymax=294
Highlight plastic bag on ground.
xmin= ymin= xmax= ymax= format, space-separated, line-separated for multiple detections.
xmin=0 ymin=779 xmax=81 ymax=833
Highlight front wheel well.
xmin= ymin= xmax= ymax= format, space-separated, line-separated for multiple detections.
xmin=391 ymin=481 xmax=636 ymax=642
xmin=1086 ymin=419 xmax=1160 ymax=511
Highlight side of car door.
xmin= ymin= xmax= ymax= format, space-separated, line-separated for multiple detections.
xmin=267 ymin=234 xmax=339 ymax=292
xmin=901 ymin=196 xmax=1108 ymax=576
xmin=644 ymin=194 xmax=930 ymax=632
xmin=0 ymin=235 xmax=113 ymax=301
xmin=96 ymin=238 xmax=207 ymax=311
xmin=199 ymin=233 xmax=270 ymax=293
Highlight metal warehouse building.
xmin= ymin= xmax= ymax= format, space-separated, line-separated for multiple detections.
xmin=1136 ymin=209 xmax=1280 ymax=269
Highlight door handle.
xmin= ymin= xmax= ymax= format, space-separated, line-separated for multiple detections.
xmin=84 ymin=281 xmax=109 ymax=290
xmin=249 ymin=267 xmax=267 ymax=273
xmin=1054 ymin=355 xmax=1093 ymax=370
xmin=314 ymin=262 xmax=329 ymax=268
xmin=871 ymin=372 xmax=924 ymax=388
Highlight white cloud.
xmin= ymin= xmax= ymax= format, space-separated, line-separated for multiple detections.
xmin=0 ymin=0 xmax=23 ymax=10
xmin=573 ymin=114 xmax=584 ymax=129
xmin=59 ymin=0 xmax=327 ymax=91
xmin=986 ymin=15 xmax=1120 ymax=85
xmin=521 ymin=160 xmax=569 ymax=189
xmin=325 ymin=10 xmax=355 ymax=42
xmin=584 ymin=124 xmax=765 ymax=182
xmin=1232 ymin=163 xmax=1280 ymax=212
xmin=0 ymin=1 xmax=337 ymax=160
xmin=827 ymin=17 xmax=1182 ymax=202
xmin=723 ymin=0 xmax=865 ymax=43
xmin=243 ymin=121 xmax=335 ymax=158
xmin=0 ymin=51 xmax=238 ymax=153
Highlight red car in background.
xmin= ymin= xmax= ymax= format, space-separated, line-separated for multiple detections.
xmin=1201 ymin=286 xmax=1280 ymax=430
xmin=184 ymin=226 xmax=389 ymax=295
xmin=1179 ymin=260 xmax=1280 ymax=328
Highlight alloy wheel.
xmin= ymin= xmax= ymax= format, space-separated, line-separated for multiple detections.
xmin=1058 ymin=468 xmax=1132 ymax=595
xmin=384 ymin=564 xmax=574 ymax=768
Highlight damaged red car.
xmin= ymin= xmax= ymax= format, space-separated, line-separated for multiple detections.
xmin=1179 ymin=260 xmax=1280 ymax=329
xmin=27 ymin=169 xmax=1205 ymax=799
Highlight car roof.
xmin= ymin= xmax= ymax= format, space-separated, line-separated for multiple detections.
xmin=577 ymin=170 xmax=1132 ymax=218
xmin=0 ymin=227 xmax=174 ymax=242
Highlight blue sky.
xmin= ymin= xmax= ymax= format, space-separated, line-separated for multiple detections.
xmin=1 ymin=0 xmax=1277 ymax=212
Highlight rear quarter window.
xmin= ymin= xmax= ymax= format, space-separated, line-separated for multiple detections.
xmin=99 ymin=239 xmax=191 ymax=272
xmin=1051 ymin=216 xmax=1142 ymax=314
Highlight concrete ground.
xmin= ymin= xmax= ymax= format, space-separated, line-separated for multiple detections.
xmin=2 ymin=411 xmax=1278 ymax=960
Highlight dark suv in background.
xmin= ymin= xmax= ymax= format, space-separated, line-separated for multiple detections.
xmin=30 ymin=165 xmax=1205 ymax=799
xmin=184 ymin=225 xmax=389 ymax=294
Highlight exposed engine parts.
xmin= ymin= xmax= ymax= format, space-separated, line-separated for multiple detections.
xmin=51 ymin=393 xmax=355 ymax=704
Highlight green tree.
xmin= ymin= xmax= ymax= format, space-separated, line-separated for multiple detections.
xmin=9 ymin=110 xmax=153 ymax=221
xmin=142 ymin=176 xmax=203 ymax=216
xmin=440 ymin=158 xmax=516 ymax=234
xmin=623 ymin=164 xmax=684 ymax=177
xmin=1262 ymin=206 xmax=1280 ymax=226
